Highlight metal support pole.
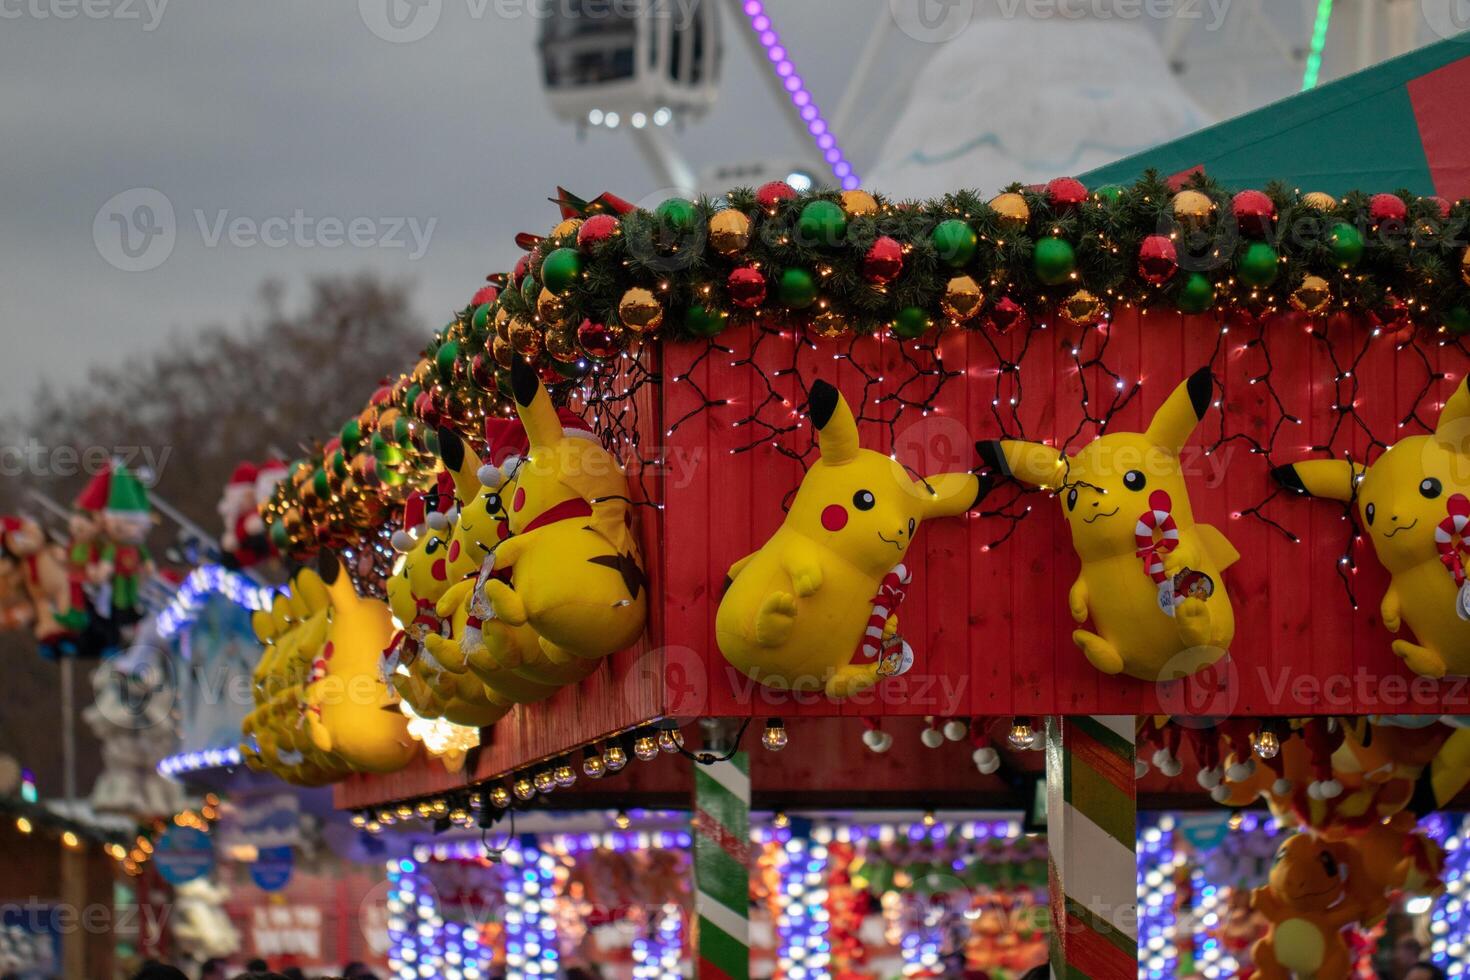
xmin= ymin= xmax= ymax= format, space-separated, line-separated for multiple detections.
xmin=1045 ymin=716 xmax=1138 ymax=980
xmin=60 ymin=656 xmax=77 ymax=804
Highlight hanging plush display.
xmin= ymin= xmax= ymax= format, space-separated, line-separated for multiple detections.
xmin=1273 ymin=376 xmax=1470 ymax=677
xmin=96 ymin=464 xmax=156 ymax=629
xmin=1248 ymin=833 xmax=1369 ymax=980
xmin=0 ymin=515 xmax=79 ymax=657
xmin=977 ymin=368 xmax=1239 ymax=681
xmin=716 ymin=380 xmax=982 ymax=698
xmin=476 ymin=359 xmax=647 ymax=664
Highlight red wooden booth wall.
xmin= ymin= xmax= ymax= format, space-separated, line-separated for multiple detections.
xmin=660 ymin=309 xmax=1470 ymax=720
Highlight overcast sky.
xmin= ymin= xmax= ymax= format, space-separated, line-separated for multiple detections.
xmin=0 ymin=0 xmax=1441 ymax=416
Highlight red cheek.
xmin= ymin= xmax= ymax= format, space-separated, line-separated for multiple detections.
xmin=448 ymin=540 xmax=461 ymax=562
xmin=821 ymin=505 xmax=848 ymax=532
xmin=513 ymin=488 xmax=526 ymax=512
xmin=431 ymin=559 xmax=447 ymax=581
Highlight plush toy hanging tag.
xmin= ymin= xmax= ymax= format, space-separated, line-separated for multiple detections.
xmin=977 ymin=367 xmax=1239 ymax=681
xmin=1274 ymin=375 xmax=1470 ymax=677
xmin=717 ymin=380 xmax=981 ymax=699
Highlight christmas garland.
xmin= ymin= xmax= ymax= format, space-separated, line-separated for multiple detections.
xmin=261 ymin=173 xmax=1470 ymax=565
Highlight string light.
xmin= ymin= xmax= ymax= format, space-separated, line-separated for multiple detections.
xmin=762 ymin=717 xmax=789 ymax=752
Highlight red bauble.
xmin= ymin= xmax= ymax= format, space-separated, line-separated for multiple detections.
xmin=1370 ymin=193 xmax=1408 ymax=226
xmin=471 ymin=285 xmax=499 ymax=307
xmin=988 ymin=296 xmax=1025 ymax=334
xmin=577 ymin=213 xmax=620 ymax=248
xmin=1426 ymin=196 xmax=1452 ymax=221
xmin=1138 ymin=234 xmax=1178 ymax=285
xmin=470 ymin=353 xmax=497 ymax=390
xmin=1046 ymin=177 xmax=1088 ymax=213
xmin=537 ymin=363 xmax=564 ymax=386
xmin=413 ymin=390 xmax=441 ymax=428
xmin=1232 ymin=190 xmax=1276 ymax=236
xmin=727 ymin=266 xmax=767 ymax=309
xmin=512 ymin=253 xmax=532 ymax=287
xmin=577 ymin=319 xmax=627 ymax=359
xmin=1376 ymin=297 xmax=1410 ymax=329
xmin=756 ymin=180 xmax=798 ymax=211
xmin=862 ymin=236 xmax=904 ymax=285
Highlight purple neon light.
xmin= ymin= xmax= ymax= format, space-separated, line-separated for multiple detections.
xmin=739 ymin=0 xmax=860 ymax=190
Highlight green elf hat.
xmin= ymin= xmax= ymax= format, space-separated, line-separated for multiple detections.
xmin=105 ymin=465 xmax=151 ymax=518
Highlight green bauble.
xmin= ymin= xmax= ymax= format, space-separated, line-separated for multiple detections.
xmin=540 ymin=248 xmax=583 ymax=295
xmin=520 ymin=274 xmax=540 ymax=307
xmin=931 ymin=219 xmax=977 ymax=268
xmin=892 ymin=306 xmax=933 ymax=339
xmin=655 ymin=197 xmax=698 ymax=234
xmin=1033 ymin=237 xmax=1076 ymax=286
xmin=1446 ymin=304 xmax=1470 ymax=335
xmin=471 ymin=302 xmax=492 ymax=333
xmin=779 ymin=268 xmax=818 ymax=309
xmin=372 ymin=430 xmax=404 ymax=465
xmin=684 ymin=304 xmax=729 ymax=338
xmin=1238 ymin=241 xmax=1280 ymax=287
xmin=340 ymin=418 xmax=362 ymax=454
xmin=436 ymin=339 xmax=460 ymax=381
xmin=1094 ymin=185 xmax=1124 ymax=204
xmin=1177 ymin=273 xmax=1216 ymax=314
xmin=311 ymin=468 xmax=330 ymax=499
xmin=798 ymin=200 xmax=847 ymax=245
xmin=269 ymin=520 xmax=289 ymax=551
xmin=1329 ymin=222 xmax=1365 ymax=269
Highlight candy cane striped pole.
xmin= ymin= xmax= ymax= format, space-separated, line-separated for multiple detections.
xmin=693 ymin=752 xmax=750 ymax=980
xmin=1046 ymin=716 xmax=1138 ymax=980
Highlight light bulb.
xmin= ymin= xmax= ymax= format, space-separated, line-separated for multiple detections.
xmin=1252 ymin=729 xmax=1280 ymax=760
xmin=396 ymin=804 xmax=414 ymax=820
xmin=614 ymin=810 xmax=632 ymax=830
xmin=583 ymin=748 xmax=606 ymax=779
xmin=657 ymin=727 xmax=683 ymax=753
xmin=489 ymin=785 xmax=512 ymax=808
xmin=773 ymin=812 xmax=790 ymax=830
xmin=1008 ymin=720 xmax=1037 ymax=751
xmin=534 ymin=770 xmax=556 ymax=794
xmin=514 ymin=777 xmax=535 ymax=801
xmin=762 ymin=718 xmax=789 ymax=752
xmin=604 ymin=744 xmax=628 ymax=772
xmin=554 ymin=764 xmax=576 ymax=788
xmin=350 ymin=813 xmax=367 ymax=829
xmin=633 ymin=735 xmax=659 ymax=761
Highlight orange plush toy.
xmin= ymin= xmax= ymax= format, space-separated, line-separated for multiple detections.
xmin=1251 ymin=833 xmax=1366 ymax=980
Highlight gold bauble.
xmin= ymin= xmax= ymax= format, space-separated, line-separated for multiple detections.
xmin=1462 ymin=248 xmax=1470 ymax=287
xmin=410 ymin=357 xmax=433 ymax=385
xmin=839 ymin=189 xmax=878 ymax=218
xmin=1289 ymin=275 xmax=1332 ymax=315
xmin=1302 ymin=191 xmax=1338 ymax=211
xmin=1172 ymin=190 xmax=1216 ymax=230
xmin=492 ymin=336 xmax=516 ymax=370
xmin=545 ymin=327 xmax=581 ymax=364
xmin=989 ymin=192 xmax=1030 ymax=233
xmin=509 ymin=317 xmax=544 ymax=358
xmin=1061 ymin=289 xmax=1105 ymax=325
xmin=940 ymin=275 xmax=984 ymax=322
xmin=537 ymin=287 xmax=567 ymax=326
xmin=282 ymin=507 xmax=305 ymax=538
xmin=811 ymin=310 xmax=852 ymax=339
xmin=708 ymin=210 xmax=753 ymax=257
xmin=493 ymin=306 xmax=511 ymax=343
xmin=618 ymin=287 xmax=664 ymax=334
xmin=552 ymin=217 xmax=583 ymax=239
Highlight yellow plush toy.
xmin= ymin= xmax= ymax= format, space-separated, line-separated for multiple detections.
xmin=1273 ymin=376 xmax=1470 ymax=677
xmin=716 ymin=380 xmax=981 ymax=698
xmin=421 ymin=426 xmax=591 ymax=706
xmin=385 ymin=480 xmax=507 ymax=728
xmin=977 ymin=367 xmax=1239 ymax=680
xmin=480 ymin=360 xmax=648 ymax=664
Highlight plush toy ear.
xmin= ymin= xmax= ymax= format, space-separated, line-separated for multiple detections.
xmin=809 ymin=380 xmax=860 ymax=465
xmin=293 ymin=567 xmax=330 ymax=616
xmin=318 ymin=554 xmax=361 ymax=608
xmin=251 ymin=609 xmax=276 ymax=644
xmin=915 ymin=472 xmax=985 ymax=520
xmin=1434 ymin=376 xmax=1470 ymax=456
xmin=1144 ymin=367 xmax=1213 ymax=454
xmin=1271 ymin=459 xmax=1364 ymax=503
xmin=511 ymin=358 xmax=564 ymax=450
xmin=437 ymin=427 xmax=482 ymax=505
xmin=976 ymin=439 xmax=1066 ymax=490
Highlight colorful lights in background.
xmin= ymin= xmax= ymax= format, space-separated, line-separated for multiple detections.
xmin=1301 ymin=0 xmax=1335 ymax=90
xmin=156 ymin=744 xmax=243 ymax=778
xmin=1138 ymin=815 xmax=1184 ymax=980
xmin=156 ymin=563 xmax=278 ymax=639
xmin=386 ymin=858 xmax=491 ymax=980
xmin=736 ymin=0 xmax=859 ymax=190
xmin=502 ymin=844 xmax=560 ymax=980
xmin=775 ymin=833 xmax=832 ymax=980
xmin=632 ymin=904 xmax=684 ymax=980
xmin=1430 ymin=813 xmax=1470 ymax=974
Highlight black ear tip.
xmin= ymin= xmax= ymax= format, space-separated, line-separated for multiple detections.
xmin=971 ymin=473 xmax=993 ymax=510
xmin=808 ymin=381 xmax=840 ymax=430
xmin=1186 ymin=367 xmax=1215 ymax=419
xmin=510 ymin=358 xmax=538 ymax=407
xmin=975 ymin=440 xmax=1011 ymax=477
xmin=317 ymin=549 xmax=340 ymax=584
xmin=1271 ymin=464 xmax=1305 ymax=493
xmin=437 ymin=426 xmax=464 ymax=467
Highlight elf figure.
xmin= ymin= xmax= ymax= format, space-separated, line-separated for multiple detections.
xmin=98 ymin=466 xmax=156 ymax=628
xmin=65 ymin=470 xmax=110 ymax=632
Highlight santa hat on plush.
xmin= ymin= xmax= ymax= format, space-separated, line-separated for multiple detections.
xmin=392 ymin=492 xmax=429 ymax=553
xmin=75 ymin=464 xmax=113 ymax=514
xmin=477 ymin=418 xmax=532 ymax=489
xmin=425 ymin=471 xmax=458 ymax=531
xmin=254 ymin=458 xmax=288 ymax=502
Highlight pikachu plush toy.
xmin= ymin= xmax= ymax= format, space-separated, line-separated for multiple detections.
xmin=1274 ymin=376 xmax=1470 ymax=677
xmin=717 ymin=380 xmax=982 ymax=699
xmin=422 ymin=425 xmax=594 ymax=706
xmin=478 ymin=360 xmax=647 ymax=664
xmin=977 ymin=367 xmax=1238 ymax=681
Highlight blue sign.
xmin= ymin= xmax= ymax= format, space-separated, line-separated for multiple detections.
xmin=154 ymin=826 xmax=215 ymax=885
xmin=250 ymin=846 xmax=295 ymax=892
xmin=0 ymin=905 xmax=61 ymax=979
